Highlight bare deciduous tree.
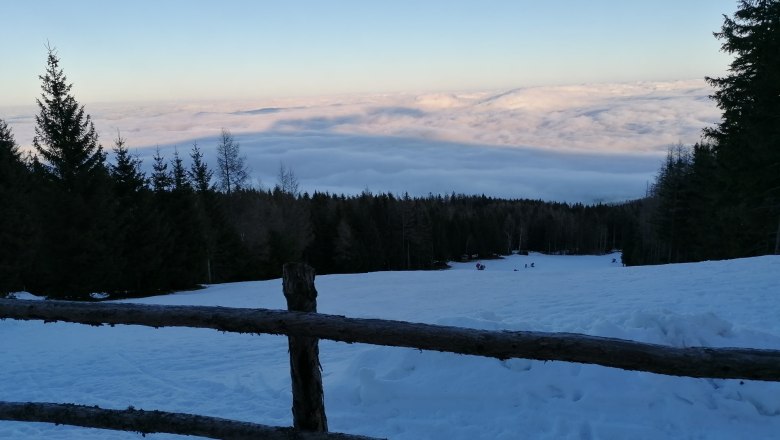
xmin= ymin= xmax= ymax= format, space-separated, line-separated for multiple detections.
xmin=215 ymin=128 xmax=249 ymax=195
xmin=276 ymin=162 xmax=300 ymax=196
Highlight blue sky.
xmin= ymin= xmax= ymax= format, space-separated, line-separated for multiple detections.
xmin=1 ymin=0 xmax=736 ymax=106
xmin=0 ymin=1 xmax=737 ymax=202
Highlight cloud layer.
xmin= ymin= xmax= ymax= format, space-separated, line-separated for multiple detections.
xmin=0 ymin=80 xmax=719 ymax=203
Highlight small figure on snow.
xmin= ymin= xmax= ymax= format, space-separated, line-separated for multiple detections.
xmin=530 ymin=262 xmax=535 ymax=268
xmin=476 ymin=262 xmax=485 ymax=270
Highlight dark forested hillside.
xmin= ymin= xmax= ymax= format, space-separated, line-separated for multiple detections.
xmin=3 ymin=104 xmax=638 ymax=299
xmin=15 ymin=3 xmax=780 ymax=300
xmin=4 ymin=135 xmax=638 ymax=299
xmin=0 ymin=47 xmax=643 ymax=299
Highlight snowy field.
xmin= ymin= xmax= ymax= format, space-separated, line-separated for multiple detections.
xmin=2 ymin=253 xmax=780 ymax=439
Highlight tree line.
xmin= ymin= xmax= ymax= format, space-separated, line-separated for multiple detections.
xmin=0 ymin=48 xmax=637 ymax=300
xmin=3 ymin=1 xmax=776 ymax=299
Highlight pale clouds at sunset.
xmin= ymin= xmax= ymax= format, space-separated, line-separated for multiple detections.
xmin=1 ymin=79 xmax=718 ymax=202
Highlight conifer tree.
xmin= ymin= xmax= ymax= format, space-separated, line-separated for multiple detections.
xmin=110 ymin=132 xmax=146 ymax=198
xmin=0 ymin=119 xmax=21 ymax=170
xmin=151 ymin=147 xmax=172 ymax=193
xmin=0 ymin=119 xmax=24 ymax=190
xmin=189 ymin=142 xmax=213 ymax=194
xmin=33 ymin=46 xmax=106 ymax=190
xmin=0 ymin=119 xmax=33 ymax=294
xmin=170 ymin=148 xmax=191 ymax=192
xmin=166 ymin=147 xmax=209 ymax=288
xmin=705 ymin=0 xmax=780 ymax=255
xmin=29 ymin=47 xmax=117 ymax=298
xmin=108 ymin=133 xmax=163 ymax=293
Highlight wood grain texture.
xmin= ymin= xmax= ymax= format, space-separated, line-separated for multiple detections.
xmin=0 ymin=402 xmax=382 ymax=440
xmin=2 ymin=298 xmax=779 ymax=381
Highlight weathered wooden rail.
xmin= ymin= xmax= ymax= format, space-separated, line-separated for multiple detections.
xmin=1 ymin=262 xmax=780 ymax=439
xmin=2 ymin=297 xmax=779 ymax=381
xmin=0 ymin=402 xmax=370 ymax=440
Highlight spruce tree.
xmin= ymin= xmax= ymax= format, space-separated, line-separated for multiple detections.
xmin=29 ymin=48 xmax=116 ymax=298
xmin=167 ymin=147 xmax=211 ymax=288
xmin=110 ymin=132 xmax=146 ymax=198
xmin=652 ymin=145 xmax=692 ymax=263
xmin=705 ymin=0 xmax=780 ymax=255
xmin=33 ymin=47 xmax=106 ymax=191
xmin=0 ymin=119 xmax=21 ymax=170
xmin=187 ymin=142 xmax=218 ymax=283
xmin=0 ymin=119 xmax=33 ymax=294
xmin=108 ymin=132 xmax=162 ymax=294
xmin=189 ymin=142 xmax=213 ymax=194
xmin=151 ymin=147 xmax=172 ymax=193
xmin=170 ymin=148 xmax=191 ymax=192
xmin=0 ymin=119 xmax=24 ymax=189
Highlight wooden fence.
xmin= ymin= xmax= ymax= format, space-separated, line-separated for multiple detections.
xmin=1 ymin=262 xmax=779 ymax=439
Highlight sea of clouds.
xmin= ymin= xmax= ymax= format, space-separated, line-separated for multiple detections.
xmin=0 ymin=80 xmax=719 ymax=203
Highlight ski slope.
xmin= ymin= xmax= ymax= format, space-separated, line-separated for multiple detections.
xmin=2 ymin=253 xmax=779 ymax=439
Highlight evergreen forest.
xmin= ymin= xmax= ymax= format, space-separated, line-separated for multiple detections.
xmin=1 ymin=0 xmax=778 ymax=299
xmin=622 ymin=0 xmax=780 ymax=266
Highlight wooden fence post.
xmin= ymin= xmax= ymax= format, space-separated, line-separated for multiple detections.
xmin=283 ymin=263 xmax=328 ymax=432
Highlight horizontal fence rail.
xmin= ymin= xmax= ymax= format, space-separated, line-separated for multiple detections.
xmin=0 ymin=402 xmax=379 ymax=440
xmin=2 ymin=298 xmax=780 ymax=381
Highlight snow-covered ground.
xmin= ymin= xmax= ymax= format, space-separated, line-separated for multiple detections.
xmin=2 ymin=253 xmax=779 ymax=439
